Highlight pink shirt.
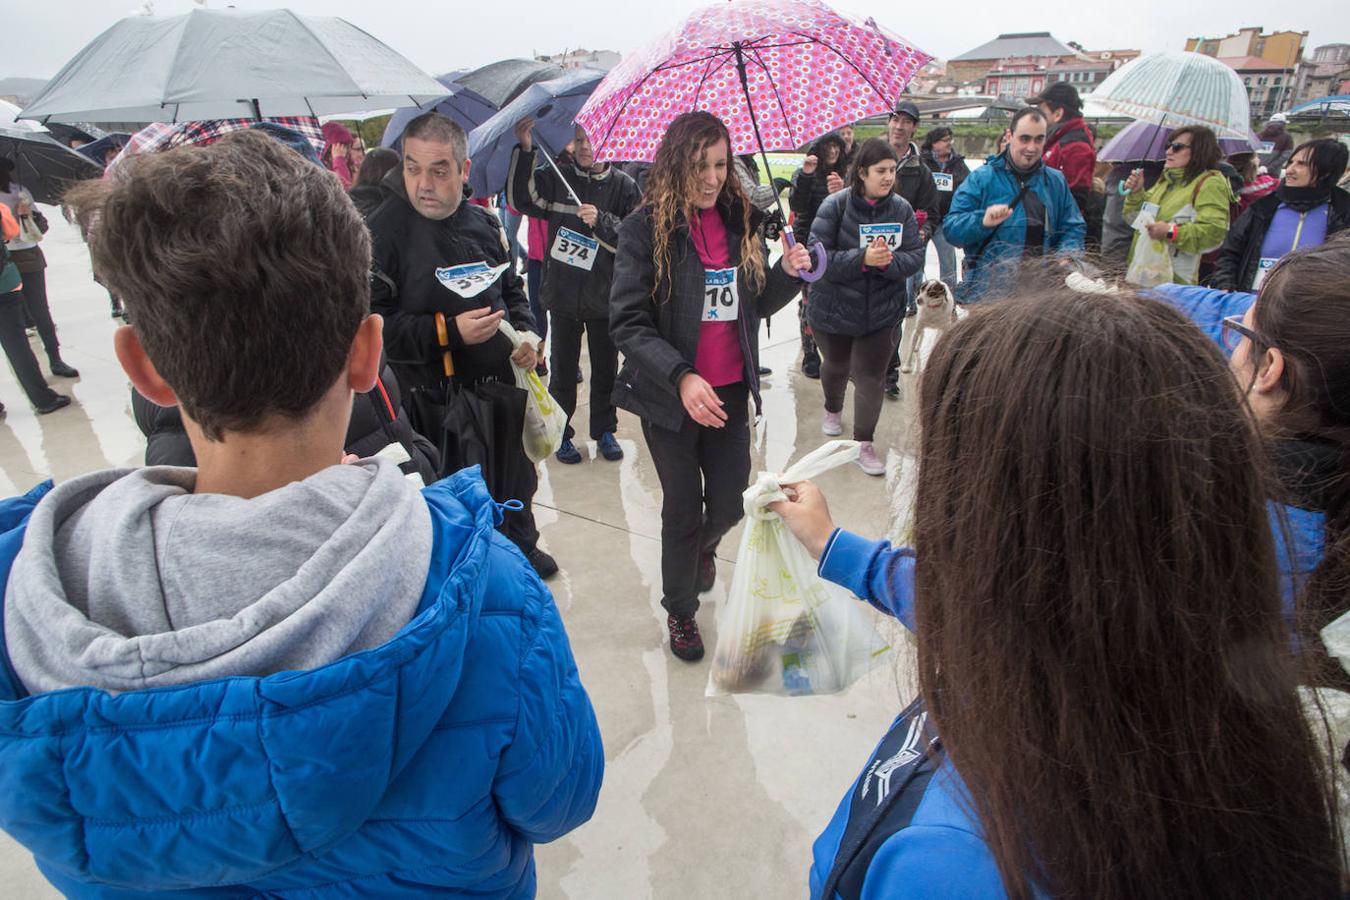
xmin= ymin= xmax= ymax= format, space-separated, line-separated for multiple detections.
xmin=689 ymin=207 xmax=744 ymax=387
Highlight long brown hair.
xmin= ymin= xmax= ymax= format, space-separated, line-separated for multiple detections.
xmin=1169 ymin=125 xmax=1223 ymax=182
xmin=1254 ymin=235 xmax=1350 ymax=677
xmin=642 ymin=111 xmax=764 ymax=296
xmin=912 ymin=288 xmax=1340 ymax=897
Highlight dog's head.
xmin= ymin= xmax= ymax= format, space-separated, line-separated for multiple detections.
xmin=919 ymin=279 xmax=953 ymax=308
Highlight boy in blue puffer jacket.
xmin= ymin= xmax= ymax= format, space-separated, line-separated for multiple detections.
xmin=0 ymin=129 xmax=603 ymax=898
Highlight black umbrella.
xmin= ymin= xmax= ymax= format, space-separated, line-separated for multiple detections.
xmin=0 ymin=126 xmax=102 ymax=204
xmin=452 ymin=59 xmax=564 ymax=110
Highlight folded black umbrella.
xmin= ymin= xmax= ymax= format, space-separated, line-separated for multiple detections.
xmin=0 ymin=126 xmax=102 ymax=204
xmin=407 ymin=379 xmax=533 ymax=498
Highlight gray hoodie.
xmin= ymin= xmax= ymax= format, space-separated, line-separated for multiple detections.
xmin=4 ymin=459 xmax=432 ymax=695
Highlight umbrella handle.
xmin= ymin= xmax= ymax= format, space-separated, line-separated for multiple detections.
xmin=784 ymin=231 xmax=827 ymax=283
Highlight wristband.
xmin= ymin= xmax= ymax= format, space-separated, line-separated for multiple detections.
xmin=1169 ymin=224 xmax=1178 ymax=243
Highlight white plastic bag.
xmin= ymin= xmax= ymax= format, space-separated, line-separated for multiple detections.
xmin=498 ymin=320 xmax=567 ymax=463
xmin=707 ymin=441 xmax=891 ymax=697
xmin=1125 ymin=235 xmax=1174 ymax=287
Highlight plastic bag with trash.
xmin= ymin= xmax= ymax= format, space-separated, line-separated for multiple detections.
xmin=708 ymin=441 xmax=891 ymax=697
xmin=498 ymin=319 xmax=567 ymax=463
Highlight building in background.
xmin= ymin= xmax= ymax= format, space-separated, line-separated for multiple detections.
xmin=1186 ymin=27 xmax=1308 ymax=70
xmin=1220 ymin=56 xmax=1298 ymax=117
xmin=534 ymin=49 xmax=620 ymax=71
xmin=1295 ymin=44 xmax=1350 ymax=105
xmin=950 ymin=33 xmax=1138 ymax=100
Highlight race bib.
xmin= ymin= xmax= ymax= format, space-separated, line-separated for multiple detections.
xmin=1260 ymin=141 xmax=1276 ymax=154
xmin=550 ymin=226 xmax=598 ymax=271
xmin=702 ymin=268 xmax=739 ymax=322
xmin=1252 ymin=257 xmax=1279 ymax=290
xmin=859 ymin=222 xmax=903 ymax=251
xmin=932 ymin=172 xmax=953 ymax=192
xmin=435 ymin=261 xmax=510 ymax=299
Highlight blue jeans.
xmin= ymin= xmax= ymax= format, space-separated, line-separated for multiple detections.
xmin=498 ymin=194 xmax=525 ymax=269
xmin=932 ymin=228 xmax=959 ymax=290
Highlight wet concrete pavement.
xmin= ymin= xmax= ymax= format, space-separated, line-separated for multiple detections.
xmin=0 ymin=209 xmax=944 ymax=899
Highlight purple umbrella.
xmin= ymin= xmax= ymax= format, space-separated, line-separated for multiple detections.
xmin=1099 ymin=120 xmax=1261 ymax=163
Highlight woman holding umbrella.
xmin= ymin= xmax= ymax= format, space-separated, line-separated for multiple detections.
xmin=610 ymin=110 xmax=811 ymax=661
xmin=1122 ymin=125 xmax=1233 ymax=287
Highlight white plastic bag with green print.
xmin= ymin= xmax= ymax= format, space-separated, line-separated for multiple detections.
xmin=708 ymin=441 xmax=891 ymax=697
xmin=499 ymin=320 xmax=567 ymax=463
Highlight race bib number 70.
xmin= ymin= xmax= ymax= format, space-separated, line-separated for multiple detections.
xmin=435 ymin=261 xmax=510 ymax=299
xmin=702 ymin=268 xmax=740 ymax=322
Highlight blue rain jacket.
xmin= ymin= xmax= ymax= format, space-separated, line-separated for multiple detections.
xmin=0 ymin=468 xmax=603 ymax=898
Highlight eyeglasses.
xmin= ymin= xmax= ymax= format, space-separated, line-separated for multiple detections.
xmin=1165 ymin=142 xmax=1192 ymax=153
xmin=1221 ymin=315 xmax=1265 ymax=351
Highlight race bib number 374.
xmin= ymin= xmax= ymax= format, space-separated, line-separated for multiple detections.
xmin=702 ymin=268 xmax=740 ymax=323
xmin=550 ymin=226 xmax=598 ymax=271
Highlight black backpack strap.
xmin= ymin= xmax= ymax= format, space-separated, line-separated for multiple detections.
xmin=967 ymin=177 xmax=1033 ymax=269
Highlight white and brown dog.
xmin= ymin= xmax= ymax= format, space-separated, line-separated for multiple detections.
xmin=899 ymin=279 xmax=957 ymax=375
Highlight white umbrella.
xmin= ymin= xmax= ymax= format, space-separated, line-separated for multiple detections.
xmin=0 ymin=100 xmax=47 ymax=132
xmin=20 ymin=8 xmax=445 ymax=124
xmin=1090 ymin=51 xmax=1251 ymax=140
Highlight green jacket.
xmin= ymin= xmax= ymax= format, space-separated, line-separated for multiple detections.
xmin=1125 ymin=167 xmax=1232 ymax=284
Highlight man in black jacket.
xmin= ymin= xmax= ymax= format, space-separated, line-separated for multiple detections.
xmin=366 ymin=112 xmax=557 ymax=578
xmin=885 ymin=101 xmax=941 ymax=398
xmin=507 ymin=118 xmax=640 ymax=465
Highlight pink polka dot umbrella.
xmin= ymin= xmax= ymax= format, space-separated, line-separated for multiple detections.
xmin=575 ymin=0 xmax=931 ymax=279
xmin=576 ymin=0 xmax=931 ymax=164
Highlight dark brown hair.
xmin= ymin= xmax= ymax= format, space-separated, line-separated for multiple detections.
xmin=642 ymin=111 xmax=763 ymax=296
xmin=849 ymin=137 xmax=897 ymax=196
xmin=1169 ymin=125 xmax=1224 ymax=182
xmin=66 ymin=129 xmax=370 ymax=440
xmin=1290 ymin=138 xmax=1350 ymax=190
xmin=912 ymin=288 xmax=1341 ymax=897
xmin=1254 ymin=235 xmax=1350 ymax=676
xmin=355 ymin=146 xmax=400 ymax=188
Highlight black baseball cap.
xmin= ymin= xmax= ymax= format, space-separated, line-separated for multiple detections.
xmin=1026 ymin=81 xmax=1080 ymax=110
xmin=890 ymin=100 xmax=921 ymax=123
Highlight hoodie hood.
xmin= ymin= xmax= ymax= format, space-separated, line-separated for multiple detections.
xmin=5 ymin=459 xmax=431 ymax=695
xmin=0 ymin=467 xmax=497 ymax=892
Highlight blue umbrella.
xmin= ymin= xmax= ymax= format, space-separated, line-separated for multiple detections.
xmin=1289 ymin=95 xmax=1350 ymax=118
xmin=75 ymin=132 xmax=130 ymax=164
xmin=380 ymin=73 xmax=498 ymax=150
xmin=466 ymin=69 xmax=607 ymax=201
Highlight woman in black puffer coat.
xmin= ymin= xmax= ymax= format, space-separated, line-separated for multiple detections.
xmin=807 ymin=138 xmax=924 ymax=476
xmin=789 ymin=132 xmax=849 ymax=378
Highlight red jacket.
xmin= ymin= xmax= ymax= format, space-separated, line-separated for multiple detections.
xmin=1042 ymin=116 xmax=1096 ymax=194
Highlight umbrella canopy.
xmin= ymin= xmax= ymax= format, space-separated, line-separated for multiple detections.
xmin=0 ymin=100 xmax=46 ymax=133
xmin=1090 ymin=51 xmax=1251 ymax=140
xmin=381 ymin=74 xmax=498 ymax=150
xmin=1289 ymin=95 xmax=1350 ymax=118
xmin=576 ymin=0 xmax=931 ymax=163
xmin=19 ymin=8 xmax=445 ymax=124
xmin=1099 ymin=120 xmax=1262 ymax=163
xmin=0 ymin=127 xmax=102 ymax=204
xmin=467 ymin=69 xmax=608 ymax=198
xmin=75 ymin=132 xmax=131 ymax=165
xmin=453 ymin=60 xmax=565 ymax=110
xmin=108 ymin=117 xmax=325 ymax=171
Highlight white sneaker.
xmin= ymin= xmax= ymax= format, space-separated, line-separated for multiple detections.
xmin=857 ymin=441 xmax=885 ymax=476
xmin=822 ymin=410 xmax=843 ymax=436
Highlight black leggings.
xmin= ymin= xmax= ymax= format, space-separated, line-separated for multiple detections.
xmin=814 ymin=324 xmax=901 ymax=442
xmin=0 ymin=290 xmax=59 ymax=407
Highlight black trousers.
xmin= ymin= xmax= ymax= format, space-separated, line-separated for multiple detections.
xmin=641 ymin=382 xmax=751 ymax=618
xmin=799 ymin=286 xmax=819 ymax=364
xmin=0 ymin=290 xmax=59 ymax=407
xmin=549 ymin=313 xmax=618 ymax=441
xmin=16 ymin=266 xmax=60 ymax=360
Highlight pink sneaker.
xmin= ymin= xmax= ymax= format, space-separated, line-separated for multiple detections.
xmin=822 ymin=410 xmax=843 ymax=436
xmin=857 ymin=442 xmax=885 ymax=476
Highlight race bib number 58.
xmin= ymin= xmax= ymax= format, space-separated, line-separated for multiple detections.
xmin=702 ymin=268 xmax=740 ymax=322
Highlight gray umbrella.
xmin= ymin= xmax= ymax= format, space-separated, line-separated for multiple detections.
xmin=0 ymin=127 xmax=102 ymax=204
xmin=19 ymin=8 xmax=445 ymax=125
xmin=453 ymin=60 xmax=564 ymax=110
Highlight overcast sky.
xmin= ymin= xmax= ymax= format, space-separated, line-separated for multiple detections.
xmin=5 ymin=0 xmax=1343 ymax=80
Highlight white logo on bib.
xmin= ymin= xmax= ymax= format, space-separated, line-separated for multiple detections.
xmin=550 ymin=226 xmax=599 ymax=271
xmin=702 ymin=268 xmax=739 ymax=322
xmin=1252 ymin=256 xmax=1279 ymax=290
xmin=859 ymin=223 xmax=903 ymax=251
xmin=435 ymin=261 xmax=510 ymax=299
